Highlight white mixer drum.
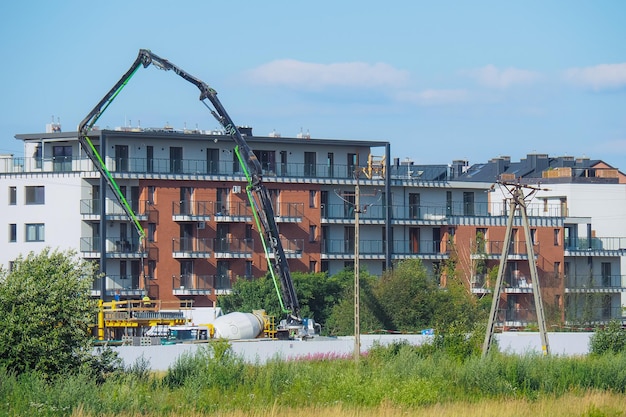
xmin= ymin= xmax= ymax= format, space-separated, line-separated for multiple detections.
xmin=212 ymin=312 xmax=264 ymax=340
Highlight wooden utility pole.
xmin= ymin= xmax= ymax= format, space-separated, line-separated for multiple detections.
xmin=482 ymin=181 xmax=550 ymax=357
xmin=335 ymin=167 xmax=381 ymax=362
xmin=354 ymin=172 xmax=361 ymax=362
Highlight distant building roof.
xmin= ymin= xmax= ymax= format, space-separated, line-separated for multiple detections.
xmin=456 ymin=153 xmax=623 ymax=184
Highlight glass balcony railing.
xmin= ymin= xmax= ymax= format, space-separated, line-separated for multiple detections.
xmin=471 ymin=240 xmax=539 ymax=256
xmin=80 ymin=237 xmax=143 ymax=254
xmin=391 ymin=201 xmax=564 ymax=220
xmin=392 ymin=239 xmax=446 ymax=255
xmin=322 ymin=239 xmax=384 ymax=255
xmin=173 ymin=274 xmax=214 ymax=292
xmin=172 ymin=237 xmax=212 ymax=254
xmin=566 ymin=275 xmax=626 ymax=290
xmin=565 ymin=237 xmax=626 ymax=252
xmin=213 ymin=237 xmax=254 ymax=255
xmin=80 ymin=199 xmax=149 ymax=216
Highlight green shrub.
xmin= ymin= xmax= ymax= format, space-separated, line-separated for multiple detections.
xmin=589 ymin=320 xmax=626 ymax=355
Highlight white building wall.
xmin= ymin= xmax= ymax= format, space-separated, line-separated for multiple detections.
xmin=0 ymin=175 xmax=84 ymax=267
xmin=514 ymin=182 xmax=626 ymax=238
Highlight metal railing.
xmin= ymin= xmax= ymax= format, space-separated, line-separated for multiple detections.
xmin=173 ymin=274 xmax=214 ymax=291
xmin=565 ymin=237 xmax=626 ymax=252
xmin=322 ymin=239 xmax=384 ymax=255
xmin=172 ymin=237 xmax=212 ymax=254
xmin=392 ymin=239 xmax=446 ymax=255
xmin=213 ymin=237 xmax=254 ymax=255
xmin=80 ymin=199 xmax=150 ymax=216
xmin=566 ymin=275 xmax=626 ymax=290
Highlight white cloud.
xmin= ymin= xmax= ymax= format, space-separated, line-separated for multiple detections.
xmin=395 ymin=89 xmax=469 ymax=105
xmin=465 ymin=65 xmax=542 ymax=89
xmin=244 ymin=59 xmax=410 ymax=90
xmin=564 ymin=63 xmax=626 ymax=91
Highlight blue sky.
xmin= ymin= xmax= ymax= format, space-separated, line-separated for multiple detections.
xmin=1 ymin=1 xmax=625 ymax=169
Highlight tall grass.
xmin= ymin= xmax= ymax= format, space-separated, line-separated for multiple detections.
xmin=2 ymin=342 xmax=626 ymax=416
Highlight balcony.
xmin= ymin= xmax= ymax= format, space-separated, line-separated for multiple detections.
xmin=213 ymin=237 xmax=254 ymax=258
xmin=471 ymin=274 xmax=491 ymax=294
xmin=90 ymin=275 xmax=143 ymax=297
xmin=214 ymin=273 xmax=233 ymax=295
xmin=392 ymin=201 xmax=565 ymax=224
xmin=172 ymin=237 xmax=212 ymax=258
xmin=172 ymin=274 xmax=214 ymax=295
xmin=0 ymin=154 xmax=366 ymax=181
xmin=214 ymin=202 xmax=252 ymax=223
xmin=268 ymin=238 xmax=304 ymax=259
xmin=321 ymin=203 xmax=385 ymax=224
xmin=392 ymin=239 xmax=449 ymax=260
xmin=565 ymin=306 xmax=625 ymax=325
xmin=470 ymin=240 xmax=539 ymax=260
xmin=321 ymin=239 xmax=385 ymax=260
xmin=566 ymin=275 xmax=626 ymax=293
xmin=80 ymin=237 xmax=146 ymax=258
xmin=172 ymin=200 xmax=212 ymax=221
xmin=80 ymin=199 xmax=150 ymax=221
xmin=503 ymin=272 xmax=534 ymax=293
xmin=565 ymin=237 xmax=626 ymax=256
xmin=275 ymin=202 xmax=304 ymax=223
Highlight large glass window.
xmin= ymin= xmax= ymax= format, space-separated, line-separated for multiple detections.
xmin=25 ymin=223 xmax=44 ymax=242
xmin=206 ymin=148 xmax=219 ymax=174
xmin=9 ymin=224 xmax=16 ymax=242
xmin=9 ymin=186 xmax=16 ymax=205
xmin=52 ymin=145 xmax=72 ymax=172
xmin=25 ymin=186 xmax=45 ymax=205
xmin=170 ymin=147 xmax=183 ymax=173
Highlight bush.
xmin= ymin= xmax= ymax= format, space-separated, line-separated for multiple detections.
xmin=589 ymin=319 xmax=626 ymax=355
xmin=0 ymin=248 xmax=97 ymax=379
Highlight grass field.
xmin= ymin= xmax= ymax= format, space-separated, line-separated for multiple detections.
xmin=3 ymin=341 xmax=626 ymax=417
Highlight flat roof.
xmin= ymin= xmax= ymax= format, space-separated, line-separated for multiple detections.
xmin=15 ymin=129 xmax=389 ymax=149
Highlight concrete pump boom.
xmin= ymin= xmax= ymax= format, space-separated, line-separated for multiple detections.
xmin=77 ymin=49 xmax=301 ymax=323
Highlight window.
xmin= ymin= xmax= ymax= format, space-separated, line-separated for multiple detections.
xmin=25 ymin=223 xmax=44 ymax=242
xmin=9 ymin=224 xmax=16 ymax=242
xmin=256 ymin=150 xmax=276 ymax=174
xmin=52 ymin=145 xmax=72 ymax=172
xmin=170 ymin=146 xmax=183 ymax=173
xmin=148 ymin=260 xmax=156 ymax=279
xmin=147 ymin=186 xmax=155 ymax=205
xmin=304 ymin=152 xmax=316 ymax=177
xmin=206 ymin=148 xmax=219 ymax=174
xmin=146 ymin=146 xmax=154 ymax=173
xmin=463 ymin=192 xmax=475 ymax=216
xmin=553 ymin=229 xmax=560 ymax=246
xmin=115 ymin=145 xmax=129 ymax=172
xmin=530 ymin=228 xmax=537 ymax=245
xmin=309 ymin=225 xmax=317 ymax=242
xmin=309 ymin=190 xmax=317 ymax=208
xmin=120 ymin=260 xmax=128 ymax=279
xmin=309 ymin=260 xmax=317 ymax=273
xmin=245 ymin=261 xmax=253 ymax=278
xmin=409 ymin=193 xmax=420 ymax=219
xmin=327 ymin=152 xmax=334 ymax=177
xmin=147 ymin=223 xmax=156 ymax=242
xmin=25 ymin=186 xmax=45 ymax=204
xmin=9 ymin=186 xmax=16 ymax=205
xmin=347 ymin=153 xmax=357 ymax=178
xmin=34 ymin=145 xmax=42 ymax=169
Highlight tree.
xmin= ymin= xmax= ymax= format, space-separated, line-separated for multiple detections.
xmin=218 ymin=271 xmax=352 ymax=334
xmin=0 ymin=248 xmax=97 ymax=378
